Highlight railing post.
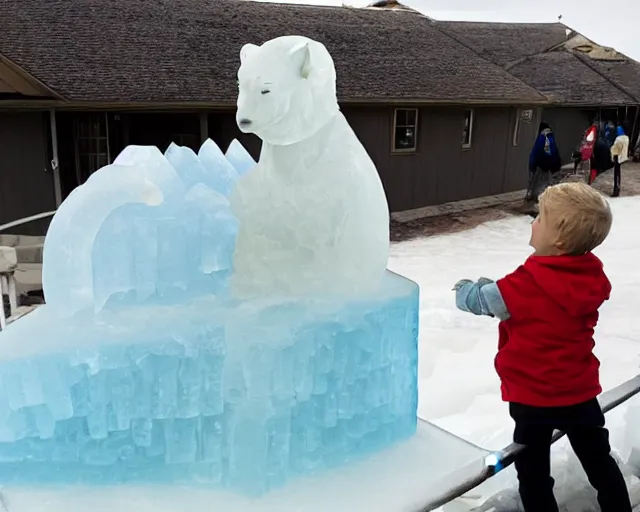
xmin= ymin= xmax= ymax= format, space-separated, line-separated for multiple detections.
xmin=0 ymin=280 xmax=6 ymax=331
xmin=50 ymin=109 xmax=62 ymax=207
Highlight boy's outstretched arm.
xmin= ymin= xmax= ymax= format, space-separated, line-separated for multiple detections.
xmin=453 ymin=278 xmax=511 ymax=321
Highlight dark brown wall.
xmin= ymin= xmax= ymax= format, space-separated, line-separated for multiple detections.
xmin=541 ymin=107 xmax=593 ymax=165
xmin=342 ymin=105 xmax=537 ymax=212
xmin=0 ymin=112 xmax=55 ymax=234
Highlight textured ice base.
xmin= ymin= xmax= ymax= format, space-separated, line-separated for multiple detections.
xmin=0 ymin=421 xmax=485 ymax=512
xmin=0 ymin=271 xmax=418 ymax=497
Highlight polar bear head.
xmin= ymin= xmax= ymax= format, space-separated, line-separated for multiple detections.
xmin=236 ymin=35 xmax=339 ymax=146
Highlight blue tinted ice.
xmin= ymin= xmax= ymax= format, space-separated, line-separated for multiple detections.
xmin=225 ymin=139 xmax=256 ymax=176
xmin=43 ymin=142 xmax=239 ymax=314
xmin=198 ymin=139 xmax=240 ymax=197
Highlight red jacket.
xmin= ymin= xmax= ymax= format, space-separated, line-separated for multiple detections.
xmin=495 ymin=253 xmax=610 ymax=407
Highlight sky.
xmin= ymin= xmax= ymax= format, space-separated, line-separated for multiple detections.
xmin=263 ymin=0 xmax=640 ymax=62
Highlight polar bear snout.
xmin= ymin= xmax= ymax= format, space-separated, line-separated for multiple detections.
xmin=238 ymin=118 xmax=253 ymax=130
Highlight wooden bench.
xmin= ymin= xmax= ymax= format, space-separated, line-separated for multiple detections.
xmin=0 ymin=246 xmax=18 ymax=330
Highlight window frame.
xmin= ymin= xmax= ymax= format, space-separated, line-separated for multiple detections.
xmin=513 ymin=108 xmax=534 ymax=147
xmin=462 ymin=109 xmax=474 ymax=149
xmin=513 ymin=110 xmax=521 ymax=147
xmin=392 ymin=108 xmax=419 ymax=154
xmin=74 ymin=113 xmax=111 ymax=185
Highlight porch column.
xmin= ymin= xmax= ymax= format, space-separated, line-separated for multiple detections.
xmin=199 ymin=112 xmax=209 ymax=144
xmin=49 ymin=109 xmax=62 ymax=207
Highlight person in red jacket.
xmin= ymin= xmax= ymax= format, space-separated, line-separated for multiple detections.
xmin=453 ymin=181 xmax=631 ymax=512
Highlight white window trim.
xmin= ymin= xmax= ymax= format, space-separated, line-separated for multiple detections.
xmin=392 ymin=108 xmax=419 ymax=153
xmin=462 ymin=109 xmax=474 ymax=149
xmin=513 ymin=111 xmax=521 ymax=147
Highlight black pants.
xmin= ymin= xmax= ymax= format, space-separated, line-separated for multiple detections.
xmin=510 ymin=399 xmax=631 ymax=512
xmin=613 ymin=158 xmax=621 ymax=196
xmin=526 ymin=168 xmax=547 ymax=202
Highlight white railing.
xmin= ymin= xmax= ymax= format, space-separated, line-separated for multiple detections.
xmin=0 ymin=211 xmax=55 ymax=329
xmin=0 ymin=210 xmax=56 ymax=233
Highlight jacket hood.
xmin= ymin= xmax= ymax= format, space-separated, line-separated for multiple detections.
xmin=525 ymin=253 xmax=611 ymax=317
xmin=538 ymin=122 xmax=551 ymax=134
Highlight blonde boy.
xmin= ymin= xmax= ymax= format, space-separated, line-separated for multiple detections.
xmin=454 ymin=183 xmax=630 ymax=511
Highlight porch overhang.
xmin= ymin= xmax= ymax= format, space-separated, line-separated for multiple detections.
xmin=0 ymin=97 xmax=552 ymax=112
xmin=0 ymin=55 xmax=64 ymax=100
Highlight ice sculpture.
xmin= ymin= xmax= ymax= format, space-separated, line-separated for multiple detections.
xmin=232 ymin=35 xmax=390 ymax=299
xmin=0 ymin=35 xmax=419 ymax=499
xmin=225 ymin=138 xmax=257 ymax=176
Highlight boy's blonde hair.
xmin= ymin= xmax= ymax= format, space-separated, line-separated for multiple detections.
xmin=538 ymin=182 xmax=612 ymax=255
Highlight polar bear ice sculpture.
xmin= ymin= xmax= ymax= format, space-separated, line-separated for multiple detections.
xmin=231 ymin=35 xmax=390 ymax=299
xmin=0 ymin=36 xmax=419 ymax=502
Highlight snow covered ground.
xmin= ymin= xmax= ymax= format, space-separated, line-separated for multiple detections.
xmin=3 ymin=197 xmax=639 ymax=512
xmin=388 ymin=195 xmax=640 ymax=508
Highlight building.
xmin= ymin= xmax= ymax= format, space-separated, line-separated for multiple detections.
xmin=436 ymin=21 xmax=640 ymax=165
xmin=0 ymin=0 xmax=550 ymax=233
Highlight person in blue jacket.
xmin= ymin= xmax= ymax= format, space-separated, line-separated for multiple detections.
xmin=526 ymin=123 xmax=562 ymax=202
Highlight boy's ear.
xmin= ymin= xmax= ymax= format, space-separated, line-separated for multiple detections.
xmin=553 ymin=238 xmax=568 ymax=254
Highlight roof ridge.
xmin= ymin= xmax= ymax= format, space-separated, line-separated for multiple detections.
xmin=503 ymin=31 xmax=576 ymax=72
xmin=571 ymin=51 xmax=639 ymax=103
xmin=430 ymin=19 xmax=548 ymax=101
xmin=242 ymin=0 xmax=422 ymax=14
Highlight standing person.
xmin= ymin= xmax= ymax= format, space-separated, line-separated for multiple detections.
xmin=526 ymin=123 xmax=562 ymax=202
xmin=610 ymin=125 xmax=630 ymax=197
xmin=452 ymin=182 xmax=631 ymax=512
xmin=588 ymin=123 xmax=615 ymax=185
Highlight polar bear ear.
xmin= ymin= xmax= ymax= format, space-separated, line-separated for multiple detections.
xmin=240 ymin=43 xmax=258 ymax=64
xmin=288 ymin=41 xmax=312 ymax=79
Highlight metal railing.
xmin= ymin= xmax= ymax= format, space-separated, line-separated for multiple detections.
xmin=418 ymin=373 xmax=640 ymax=511
xmin=0 ymin=211 xmax=56 ymax=233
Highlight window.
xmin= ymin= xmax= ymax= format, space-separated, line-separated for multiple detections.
xmin=513 ymin=109 xmax=533 ymax=146
xmin=462 ymin=110 xmax=474 ymax=148
xmin=74 ymin=113 xmax=110 ymax=184
xmin=520 ymin=109 xmax=534 ymax=122
xmin=393 ymin=108 xmax=418 ymax=152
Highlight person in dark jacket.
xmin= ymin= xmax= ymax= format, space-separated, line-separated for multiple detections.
xmin=453 ymin=182 xmax=631 ymax=512
xmin=588 ymin=124 xmax=615 ymax=185
xmin=526 ymin=123 xmax=562 ymax=201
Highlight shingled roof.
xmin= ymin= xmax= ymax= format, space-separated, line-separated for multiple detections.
xmin=436 ymin=20 xmax=640 ymax=106
xmin=0 ymin=0 xmax=546 ymax=105
xmin=584 ymin=57 xmax=640 ymax=102
xmin=507 ymin=52 xmax=636 ymax=106
xmin=436 ymin=21 xmax=571 ymax=67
